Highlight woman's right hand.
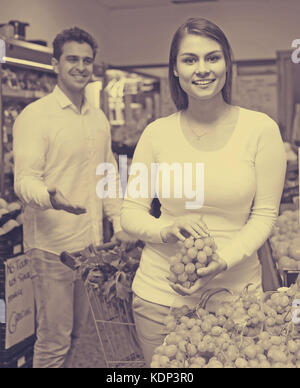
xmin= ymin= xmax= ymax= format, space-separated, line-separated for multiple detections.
xmin=160 ymin=215 xmax=210 ymax=243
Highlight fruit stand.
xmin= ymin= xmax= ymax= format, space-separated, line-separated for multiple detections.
xmin=150 ymin=280 xmax=300 ymax=368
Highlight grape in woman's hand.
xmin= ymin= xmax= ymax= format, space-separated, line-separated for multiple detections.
xmin=168 ymin=234 xmax=218 ymax=290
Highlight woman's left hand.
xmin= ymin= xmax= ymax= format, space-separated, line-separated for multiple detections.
xmin=112 ymin=230 xmax=138 ymax=251
xmin=169 ymin=254 xmax=228 ymax=296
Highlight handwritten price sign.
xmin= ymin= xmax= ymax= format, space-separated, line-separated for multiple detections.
xmin=5 ymin=255 xmax=35 ymax=349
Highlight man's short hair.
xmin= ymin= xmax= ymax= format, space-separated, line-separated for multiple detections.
xmin=53 ymin=27 xmax=98 ymax=60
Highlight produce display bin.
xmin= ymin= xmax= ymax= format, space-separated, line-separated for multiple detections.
xmin=0 ymin=336 xmax=34 ymax=368
xmin=0 ymin=342 xmax=33 ymax=368
xmin=257 ymin=239 xmax=282 ymax=291
xmin=60 ymin=242 xmax=145 ymax=368
xmin=0 ymin=225 xmax=23 ymax=258
xmin=281 ymin=270 xmax=300 ymax=288
xmin=0 ymin=209 xmax=21 ymax=228
xmin=0 ymin=332 xmax=35 ymax=364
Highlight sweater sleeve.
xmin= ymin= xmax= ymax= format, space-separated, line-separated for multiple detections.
xmin=217 ymin=117 xmax=287 ymax=270
xmin=120 ymin=123 xmax=170 ymax=243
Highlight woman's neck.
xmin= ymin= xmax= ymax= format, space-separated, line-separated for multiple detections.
xmin=185 ymin=94 xmax=230 ymax=125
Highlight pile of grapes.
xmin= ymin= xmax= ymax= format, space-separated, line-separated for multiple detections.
xmin=151 ymin=284 xmax=300 ymax=368
xmin=168 ymin=236 xmax=218 ymax=289
xmin=269 ymin=209 xmax=300 ymax=271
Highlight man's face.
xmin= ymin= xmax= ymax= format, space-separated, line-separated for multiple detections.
xmin=52 ymin=41 xmax=94 ymax=93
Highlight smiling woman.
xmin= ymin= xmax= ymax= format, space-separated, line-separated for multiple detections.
xmin=120 ymin=17 xmax=286 ymax=367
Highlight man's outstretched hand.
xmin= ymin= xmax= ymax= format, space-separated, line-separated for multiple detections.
xmin=48 ymin=187 xmax=86 ymax=215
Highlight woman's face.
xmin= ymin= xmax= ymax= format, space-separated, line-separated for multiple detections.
xmin=174 ymin=34 xmax=227 ymax=103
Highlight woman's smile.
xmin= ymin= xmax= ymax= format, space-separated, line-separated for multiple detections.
xmin=192 ymin=79 xmax=216 ymax=87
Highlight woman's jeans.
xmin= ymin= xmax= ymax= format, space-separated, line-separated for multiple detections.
xmin=28 ymin=248 xmax=90 ymax=368
xmin=132 ymin=294 xmax=170 ymax=367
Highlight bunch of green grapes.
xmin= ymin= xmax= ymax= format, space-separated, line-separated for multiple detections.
xmin=236 ymin=293 xmax=268 ymax=337
xmin=263 ymin=285 xmax=300 ymax=336
xmin=151 ymin=302 xmax=241 ymax=368
xmin=150 ymin=283 xmax=300 ymax=368
xmin=168 ymin=235 xmax=218 ymax=289
xmin=234 ymin=331 xmax=300 ymax=368
xmin=151 ymin=306 xmax=234 ymax=368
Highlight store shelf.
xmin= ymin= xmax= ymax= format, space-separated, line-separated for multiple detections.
xmin=2 ymin=86 xmax=48 ymax=101
xmin=2 ymin=37 xmax=53 ymax=55
xmin=0 ymin=42 xmax=56 ymax=197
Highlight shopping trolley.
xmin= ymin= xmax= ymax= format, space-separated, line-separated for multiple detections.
xmin=60 ymin=241 xmax=145 ymax=368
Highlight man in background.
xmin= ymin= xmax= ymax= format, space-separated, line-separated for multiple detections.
xmin=13 ymin=27 xmax=135 ymax=368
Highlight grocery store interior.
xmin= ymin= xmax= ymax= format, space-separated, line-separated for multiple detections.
xmin=1 ymin=0 xmax=300 ymax=369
